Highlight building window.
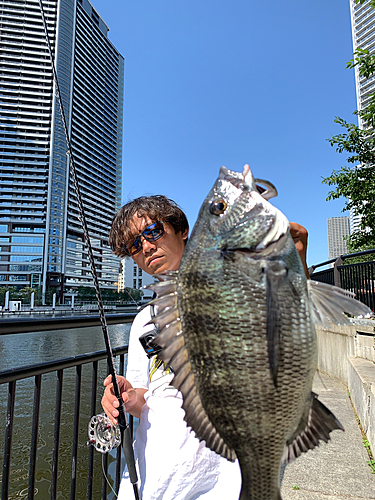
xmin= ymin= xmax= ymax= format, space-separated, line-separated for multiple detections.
xmin=133 ymin=279 xmax=137 ymax=288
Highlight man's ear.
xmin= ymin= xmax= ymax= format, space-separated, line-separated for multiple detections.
xmin=182 ymin=228 xmax=189 ymax=240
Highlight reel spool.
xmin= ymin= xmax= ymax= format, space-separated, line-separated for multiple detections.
xmin=87 ymin=413 xmax=121 ymax=453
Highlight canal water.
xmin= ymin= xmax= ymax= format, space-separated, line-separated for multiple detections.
xmin=0 ymin=323 xmax=132 ymax=500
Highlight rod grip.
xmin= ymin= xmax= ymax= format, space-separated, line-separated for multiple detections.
xmin=117 ymin=398 xmax=138 ymax=486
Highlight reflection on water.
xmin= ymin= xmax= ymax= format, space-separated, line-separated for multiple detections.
xmin=0 ymin=323 xmax=132 ymax=499
xmin=0 ymin=323 xmax=131 ymax=371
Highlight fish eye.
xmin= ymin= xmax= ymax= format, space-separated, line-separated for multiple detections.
xmin=210 ymin=199 xmax=227 ymax=216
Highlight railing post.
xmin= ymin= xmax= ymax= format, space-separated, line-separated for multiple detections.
xmin=28 ymin=374 xmax=42 ymax=500
xmin=2 ymin=380 xmax=16 ymax=500
xmin=333 ymin=256 xmax=343 ymax=288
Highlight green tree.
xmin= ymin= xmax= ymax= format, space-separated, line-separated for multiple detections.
xmin=323 ymin=2 xmax=375 ymax=253
xmin=18 ymin=287 xmax=35 ymax=304
xmin=77 ymin=286 xmax=96 ymax=301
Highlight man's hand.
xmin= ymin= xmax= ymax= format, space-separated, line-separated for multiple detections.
xmin=102 ymin=375 xmax=147 ymax=423
xmin=290 ymin=222 xmax=309 ymax=278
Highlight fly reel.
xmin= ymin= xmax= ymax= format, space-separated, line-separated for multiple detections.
xmin=87 ymin=413 xmax=121 ymax=453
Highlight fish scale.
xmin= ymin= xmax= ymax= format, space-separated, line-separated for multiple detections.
xmin=147 ymin=165 xmax=372 ymax=499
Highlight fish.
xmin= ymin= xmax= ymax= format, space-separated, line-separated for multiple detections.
xmin=147 ymin=165 xmax=372 ymax=500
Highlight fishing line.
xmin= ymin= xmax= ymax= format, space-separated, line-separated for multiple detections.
xmin=37 ymin=2 xmax=139 ymax=498
xmin=102 ymin=455 xmax=119 ymax=499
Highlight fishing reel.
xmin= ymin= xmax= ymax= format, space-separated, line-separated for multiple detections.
xmin=87 ymin=413 xmax=121 ymax=453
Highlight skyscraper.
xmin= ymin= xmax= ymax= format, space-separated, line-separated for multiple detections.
xmin=0 ymin=0 xmax=124 ymax=301
xmin=349 ymin=0 xmax=373 ymax=238
xmin=349 ymin=0 xmax=375 ymax=129
xmin=327 ymin=217 xmax=350 ymax=259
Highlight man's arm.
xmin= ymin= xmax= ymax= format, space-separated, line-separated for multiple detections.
xmin=290 ymin=222 xmax=309 ymax=279
xmin=101 ymin=374 xmax=147 ymax=422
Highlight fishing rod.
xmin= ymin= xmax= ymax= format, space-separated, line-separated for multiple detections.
xmin=38 ymin=2 xmax=139 ymax=498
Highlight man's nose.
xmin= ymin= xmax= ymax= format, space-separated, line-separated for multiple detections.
xmin=141 ymin=236 xmax=156 ymax=253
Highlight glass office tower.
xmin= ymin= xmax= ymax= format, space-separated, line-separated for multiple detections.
xmin=0 ymin=0 xmax=124 ymax=301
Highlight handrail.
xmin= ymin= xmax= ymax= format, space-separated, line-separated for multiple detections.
xmin=0 ymin=345 xmax=128 ymax=384
xmin=309 ymin=249 xmax=375 ymax=312
xmin=309 ymin=247 xmax=375 ymax=273
xmin=0 ymin=345 xmax=132 ymax=500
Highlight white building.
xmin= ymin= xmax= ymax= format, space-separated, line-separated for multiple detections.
xmin=349 ymin=0 xmax=375 ymax=129
xmin=118 ymin=258 xmax=155 ymax=300
xmin=348 ymin=1 xmax=374 ymax=240
xmin=349 ymin=208 xmax=362 ymax=234
xmin=327 ymin=217 xmax=350 ymax=259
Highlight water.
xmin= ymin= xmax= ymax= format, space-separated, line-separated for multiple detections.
xmin=0 ymin=323 xmax=132 ymax=500
xmin=0 ymin=323 xmax=132 ymax=371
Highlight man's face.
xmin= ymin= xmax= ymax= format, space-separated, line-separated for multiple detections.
xmin=126 ymin=215 xmax=188 ymax=275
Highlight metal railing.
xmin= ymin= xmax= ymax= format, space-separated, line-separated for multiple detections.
xmin=309 ymin=248 xmax=375 ymax=311
xmin=0 ymin=346 xmax=134 ymax=500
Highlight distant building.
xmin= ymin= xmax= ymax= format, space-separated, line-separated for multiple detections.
xmin=350 ymin=0 xmax=375 ymax=129
xmin=349 ymin=208 xmax=362 ymax=234
xmin=348 ymin=1 xmax=373 ymax=241
xmin=0 ymin=0 xmax=124 ymax=301
xmin=118 ymin=258 xmax=155 ymax=301
xmin=327 ymin=217 xmax=350 ymax=259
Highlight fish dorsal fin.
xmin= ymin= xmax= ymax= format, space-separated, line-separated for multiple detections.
xmin=282 ymin=392 xmax=344 ymax=464
xmin=146 ymin=272 xmax=237 ymax=462
xmin=307 ymin=280 xmax=373 ymax=327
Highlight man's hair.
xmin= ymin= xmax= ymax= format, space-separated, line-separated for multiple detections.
xmin=109 ymin=195 xmax=189 ymax=257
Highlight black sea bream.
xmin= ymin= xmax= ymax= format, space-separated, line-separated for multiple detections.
xmin=148 ymin=165 xmax=371 ymax=500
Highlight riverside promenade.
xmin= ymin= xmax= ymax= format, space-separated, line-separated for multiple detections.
xmin=281 ymin=372 xmax=375 ymax=500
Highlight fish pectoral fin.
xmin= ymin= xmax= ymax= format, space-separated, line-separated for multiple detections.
xmin=265 ymin=263 xmax=297 ymax=387
xmin=282 ymin=393 xmax=344 ymax=464
xmin=308 ymin=280 xmax=373 ymax=327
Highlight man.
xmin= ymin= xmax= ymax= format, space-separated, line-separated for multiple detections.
xmin=102 ymin=194 xmax=309 ymax=499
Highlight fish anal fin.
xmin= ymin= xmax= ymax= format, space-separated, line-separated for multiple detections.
xmin=283 ymin=393 xmax=344 ymax=464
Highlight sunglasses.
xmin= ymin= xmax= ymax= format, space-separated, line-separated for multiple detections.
xmin=124 ymin=221 xmax=166 ymax=256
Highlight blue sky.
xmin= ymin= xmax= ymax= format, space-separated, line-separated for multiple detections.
xmin=90 ymin=0 xmax=357 ymax=267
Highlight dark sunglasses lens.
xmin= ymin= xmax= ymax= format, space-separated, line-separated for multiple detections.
xmin=130 ymin=237 xmax=142 ymax=255
xmin=143 ymin=222 xmax=164 ymax=241
xmin=125 ymin=222 xmax=165 ymax=256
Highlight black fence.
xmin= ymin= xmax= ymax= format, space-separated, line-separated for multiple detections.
xmin=309 ymin=248 xmax=375 ymax=312
xmin=0 ymin=346 xmax=134 ymax=500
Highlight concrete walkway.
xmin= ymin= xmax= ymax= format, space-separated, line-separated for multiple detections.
xmin=281 ymin=373 xmax=375 ymax=500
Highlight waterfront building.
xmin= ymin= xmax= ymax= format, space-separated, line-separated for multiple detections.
xmin=327 ymin=217 xmax=350 ymax=260
xmin=0 ymin=0 xmax=124 ymax=301
xmin=118 ymin=258 xmax=155 ymax=301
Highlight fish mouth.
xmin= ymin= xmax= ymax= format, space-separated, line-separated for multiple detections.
xmin=223 ymin=208 xmax=290 ymax=256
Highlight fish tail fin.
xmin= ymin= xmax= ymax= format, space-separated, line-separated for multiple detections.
xmin=283 ymin=393 xmax=344 ymax=463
